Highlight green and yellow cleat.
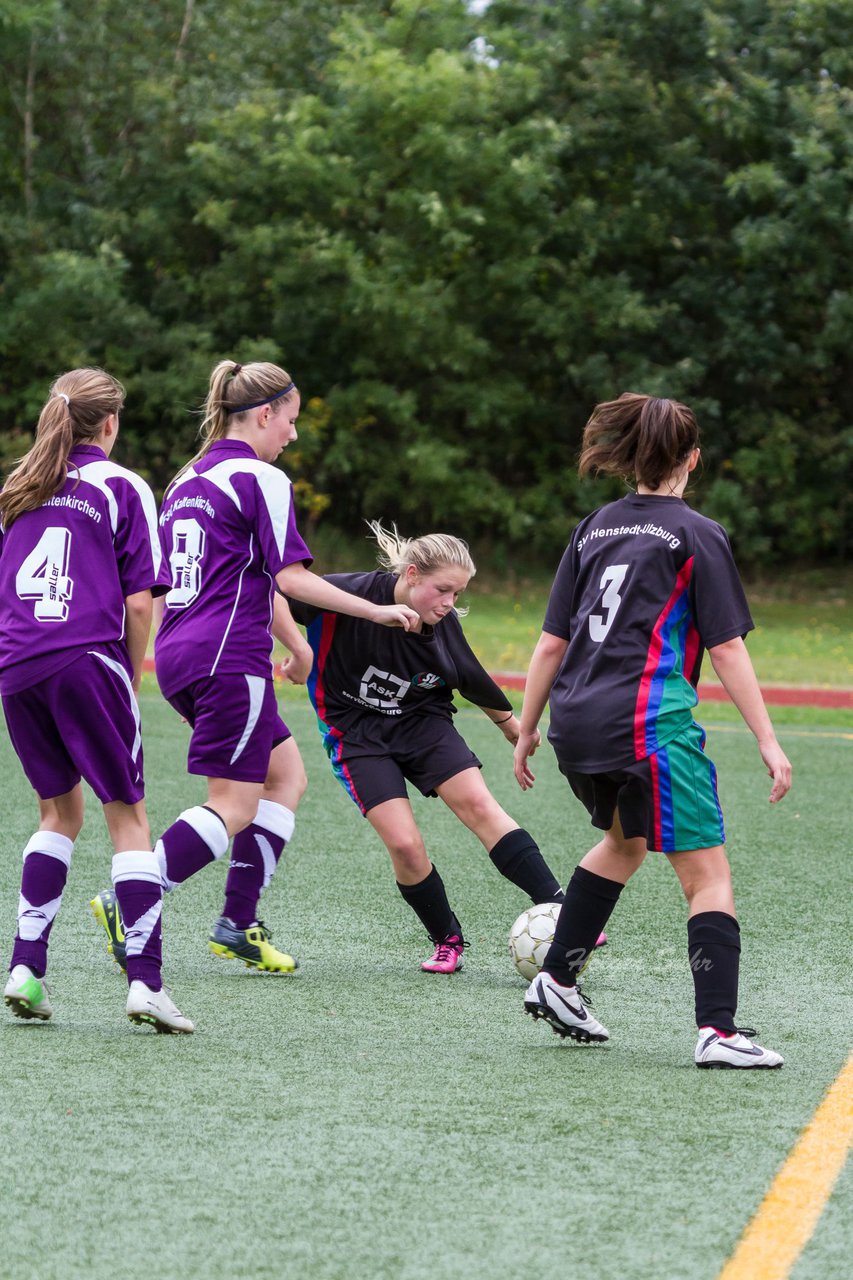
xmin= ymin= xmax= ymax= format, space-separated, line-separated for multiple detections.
xmin=90 ymin=889 xmax=127 ymax=972
xmin=208 ymin=917 xmax=299 ymax=974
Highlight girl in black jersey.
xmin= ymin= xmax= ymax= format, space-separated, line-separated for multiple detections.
xmin=289 ymin=521 xmax=572 ymax=974
xmin=514 ymin=393 xmax=791 ymax=1069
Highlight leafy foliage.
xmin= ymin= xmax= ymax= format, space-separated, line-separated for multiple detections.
xmin=1 ymin=0 xmax=851 ymax=563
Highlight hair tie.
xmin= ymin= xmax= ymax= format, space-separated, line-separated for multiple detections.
xmin=225 ymin=383 xmax=297 ymax=415
xmin=57 ymin=392 xmax=70 ymax=406
xmin=231 ymin=363 xmax=243 ymax=377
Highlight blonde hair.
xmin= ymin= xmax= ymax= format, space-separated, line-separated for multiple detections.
xmin=367 ymin=520 xmax=475 ymax=614
xmin=0 ymin=368 xmax=125 ymax=529
xmin=178 ymin=359 xmax=298 ymax=477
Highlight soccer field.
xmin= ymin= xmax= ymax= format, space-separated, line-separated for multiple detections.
xmin=1 ymin=693 xmax=850 ymax=1280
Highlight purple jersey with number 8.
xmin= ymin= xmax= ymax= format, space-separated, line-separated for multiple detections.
xmin=155 ymin=439 xmax=312 ymax=700
xmin=0 ymin=444 xmax=169 ymax=695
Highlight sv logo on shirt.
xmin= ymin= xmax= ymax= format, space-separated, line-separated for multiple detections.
xmin=411 ymin=672 xmax=446 ymax=690
xmin=359 ymin=665 xmax=412 ymax=709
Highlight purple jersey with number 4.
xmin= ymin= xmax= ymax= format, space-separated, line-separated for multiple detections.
xmin=155 ymin=439 xmax=312 ymax=699
xmin=0 ymin=444 xmax=169 ymax=695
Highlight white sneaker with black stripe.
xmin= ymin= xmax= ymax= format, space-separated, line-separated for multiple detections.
xmin=695 ymin=1027 xmax=783 ymax=1069
xmin=524 ymin=972 xmax=609 ymax=1042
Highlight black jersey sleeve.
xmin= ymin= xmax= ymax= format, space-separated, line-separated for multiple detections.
xmin=444 ymin=613 xmax=512 ymax=711
xmin=688 ymin=520 xmax=754 ymax=648
xmin=284 ymin=592 xmax=317 ymax=626
xmin=542 ymin=534 xmax=580 ymax=639
xmin=284 ymin=571 xmax=375 ymax=627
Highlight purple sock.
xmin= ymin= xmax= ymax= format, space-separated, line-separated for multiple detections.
xmin=11 ymin=832 xmax=73 ymax=978
xmin=112 ymin=850 xmax=164 ymax=990
xmin=155 ymin=805 xmax=229 ymax=891
xmin=223 ymin=801 xmax=294 ymax=928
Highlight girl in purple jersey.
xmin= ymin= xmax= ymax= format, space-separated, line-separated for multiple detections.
xmin=514 ymin=393 xmax=791 ymax=1067
xmin=94 ymin=360 xmax=417 ymax=979
xmin=0 ymin=368 xmax=193 ymax=1033
xmin=288 ymin=521 xmax=579 ymax=974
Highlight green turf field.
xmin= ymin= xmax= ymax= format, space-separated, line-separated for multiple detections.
xmin=0 ymin=693 xmax=850 ymax=1280
xmin=455 ymin=570 xmax=853 ymax=687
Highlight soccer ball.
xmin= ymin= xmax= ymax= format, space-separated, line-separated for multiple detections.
xmin=509 ymin=901 xmax=562 ymax=981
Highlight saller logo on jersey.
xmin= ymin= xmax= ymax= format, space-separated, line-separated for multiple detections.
xmin=411 ymin=672 xmax=445 ymax=689
xmin=359 ymin=665 xmax=412 ymax=709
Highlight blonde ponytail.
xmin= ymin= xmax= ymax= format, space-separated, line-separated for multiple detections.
xmin=0 ymin=368 xmax=124 ymax=529
xmin=175 ymin=359 xmax=298 ymax=481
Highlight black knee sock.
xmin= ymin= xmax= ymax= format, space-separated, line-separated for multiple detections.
xmin=688 ymin=911 xmax=740 ymax=1034
xmin=489 ymin=829 xmax=563 ymax=904
xmin=396 ymin=865 xmax=462 ymax=942
xmin=543 ymin=865 xmax=623 ymax=985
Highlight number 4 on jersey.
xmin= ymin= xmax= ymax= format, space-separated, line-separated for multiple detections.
xmin=15 ymin=527 xmax=74 ymax=621
xmin=588 ymin=564 xmax=629 ymax=642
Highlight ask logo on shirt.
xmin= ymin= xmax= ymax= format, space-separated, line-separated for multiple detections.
xmin=359 ymin=665 xmax=412 ymax=709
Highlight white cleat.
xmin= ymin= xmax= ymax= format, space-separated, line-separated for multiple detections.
xmin=524 ymin=972 xmax=609 ymax=1042
xmin=4 ymin=965 xmax=53 ymax=1022
xmin=695 ymin=1027 xmax=783 ymax=1069
xmin=126 ymin=980 xmax=194 ymax=1034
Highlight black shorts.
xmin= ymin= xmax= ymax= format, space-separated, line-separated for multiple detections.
xmin=558 ymin=722 xmax=725 ymax=854
xmin=321 ymin=713 xmax=481 ymax=815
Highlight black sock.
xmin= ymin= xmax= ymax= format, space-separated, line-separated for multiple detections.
xmin=688 ymin=911 xmax=740 ymax=1034
xmin=543 ymin=865 xmax=623 ymax=985
xmin=396 ymin=865 xmax=462 ymax=942
xmin=489 ymin=829 xmax=562 ymax=904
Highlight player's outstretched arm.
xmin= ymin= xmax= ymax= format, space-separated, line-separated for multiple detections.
xmin=482 ymin=708 xmax=538 ymax=749
xmin=708 ymin=635 xmax=792 ymax=803
xmin=514 ymin=631 xmax=569 ymax=790
xmin=277 ymin=562 xmax=418 ymax=630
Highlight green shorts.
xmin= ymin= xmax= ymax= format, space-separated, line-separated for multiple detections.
xmin=559 ymin=721 xmax=725 ymax=853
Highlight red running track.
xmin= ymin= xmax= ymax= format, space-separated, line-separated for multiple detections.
xmin=141 ymin=658 xmax=852 ymax=708
xmin=489 ymin=672 xmax=853 ymax=709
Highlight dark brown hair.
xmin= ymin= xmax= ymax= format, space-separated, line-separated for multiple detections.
xmin=0 ymin=368 xmax=125 ymax=528
xmin=578 ymin=393 xmax=700 ymax=491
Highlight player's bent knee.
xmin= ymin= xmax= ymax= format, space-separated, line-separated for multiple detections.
xmin=454 ymin=794 xmax=502 ymax=831
xmin=386 ymin=838 xmax=429 ymax=878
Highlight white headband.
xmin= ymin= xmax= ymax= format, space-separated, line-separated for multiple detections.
xmin=57 ymin=392 xmax=70 ymax=406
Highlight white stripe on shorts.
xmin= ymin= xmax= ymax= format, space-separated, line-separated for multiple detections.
xmin=230 ymin=674 xmax=266 ymax=766
xmin=88 ymin=649 xmax=142 ymax=761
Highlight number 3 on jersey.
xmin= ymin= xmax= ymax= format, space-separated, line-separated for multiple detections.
xmin=167 ymin=517 xmax=206 ymax=609
xmin=589 ymin=564 xmax=629 ymax=642
xmin=15 ymin=527 xmax=74 ymax=621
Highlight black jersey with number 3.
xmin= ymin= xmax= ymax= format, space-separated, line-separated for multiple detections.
xmin=543 ymin=493 xmax=753 ymax=772
xmin=288 ymin=571 xmax=511 ymax=738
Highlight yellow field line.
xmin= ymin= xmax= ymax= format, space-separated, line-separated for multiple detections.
xmin=717 ymin=1051 xmax=853 ymax=1280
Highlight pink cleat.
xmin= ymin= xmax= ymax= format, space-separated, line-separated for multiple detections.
xmin=596 ymin=932 xmax=607 ymax=947
xmin=421 ymin=934 xmax=466 ymax=974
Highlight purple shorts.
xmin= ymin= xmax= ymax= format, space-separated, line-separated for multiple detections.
xmin=323 ymin=713 xmax=480 ymax=815
xmin=2 ymin=649 xmax=144 ymax=805
xmin=167 ymin=673 xmax=291 ymax=783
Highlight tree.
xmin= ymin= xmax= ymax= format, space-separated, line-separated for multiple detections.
xmin=0 ymin=0 xmax=850 ymax=562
